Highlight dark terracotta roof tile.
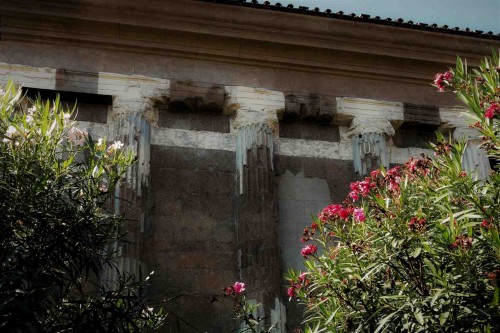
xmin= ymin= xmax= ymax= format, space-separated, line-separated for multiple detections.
xmin=197 ymin=0 xmax=500 ymax=40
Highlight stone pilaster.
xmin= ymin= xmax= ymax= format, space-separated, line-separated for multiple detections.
xmin=105 ymin=76 xmax=169 ymax=285
xmin=336 ymin=98 xmax=403 ymax=176
xmin=223 ymin=86 xmax=285 ymax=329
xmin=108 ymin=75 xmax=169 ymax=197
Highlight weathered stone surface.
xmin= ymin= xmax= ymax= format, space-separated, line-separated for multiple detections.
xmin=148 ymin=145 xmax=238 ymax=332
xmin=169 ymin=80 xmax=225 ymax=113
xmin=284 ymin=93 xmax=336 ymax=122
xmin=276 ymin=156 xmax=359 ymax=330
xmin=1 ymin=3 xmax=498 ymax=328
xmin=159 ymin=111 xmax=230 ymax=133
xmin=223 ymin=86 xmax=285 ymax=129
xmin=352 ymin=132 xmax=389 ymax=176
xmin=403 ymin=103 xmax=441 ymax=126
xmin=463 ymin=141 xmax=491 ymax=180
xmin=393 ymin=123 xmax=439 ymax=148
xmin=279 ymin=121 xmax=340 ymax=142
xmin=223 ymin=85 xmax=286 ymax=328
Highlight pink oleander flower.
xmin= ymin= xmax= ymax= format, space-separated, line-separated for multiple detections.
xmin=434 ymin=71 xmax=451 ymax=92
xmin=338 ymin=207 xmax=351 ymax=220
xmin=301 ymin=244 xmax=317 ymax=258
xmin=485 ymin=103 xmax=499 ymax=119
xmin=353 ymin=207 xmax=366 ymax=222
xmin=481 ymin=219 xmax=493 ymax=230
xmin=443 ymin=70 xmax=453 ymax=82
xmin=223 ymin=286 xmax=233 ymax=296
xmin=349 ymin=178 xmax=375 ymax=201
xmin=385 ymin=166 xmax=402 ymax=193
xmin=408 ymin=217 xmax=426 ymax=232
xmin=287 ymin=286 xmax=295 ymax=298
xmin=406 ymin=157 xmax=418 ymax=173
xmin=233 ymin=281 xmax=245 ymax=294
xmin=434 ymin=73 xmax=445 ymax=92
xmin=318 ymin=204 xmax=342 ymax=222
xmin=298 ymin=272 xmax=309 ymax=285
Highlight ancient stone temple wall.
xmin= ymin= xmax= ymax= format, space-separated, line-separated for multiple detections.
xmin=0 ymin=59 xmax=493 ymax=331
xmin=0 ymin=0 xmax=498 ymax=331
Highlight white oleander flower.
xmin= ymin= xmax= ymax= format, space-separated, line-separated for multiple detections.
xmin=107 ymin=140 xmax=124 ymax=154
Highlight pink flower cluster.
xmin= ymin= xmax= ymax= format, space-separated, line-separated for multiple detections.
xmin=404 ymin=157 xmax=432 ymax=178
xmin=301 ymin=244 xmax=317 ymax=258
xmin=233 ymin=282 xmax=245 ymax=294
xmin=349 ymin=178 xmax=375 ymax=201
xmin=484 ymin=103 xmax=499 ymax=119
xmin=481 ymin=218 xmax=493 ymax=229
xmin=450 ymin=235 xmax=473 ymax=250
xmin=287 ymin=272 xmax=309 ymax=298
xmin=386 ymin=166 xmax=402 ymax=193
xmin=406 ymin=158 xmax=419 ymax=173
xmin=318 ymin=204 xmax=352 ymax=223
xmin=223 ymin=281 xmax=246 ymax=296
xmin=353 ymin=208 xmax=366 ymax=222
xmin=486 ymin=269 xmax=500 ymax=285
xmin=408 ymin=217 xmax=426 ymax=232
xmin=434 ymin=71 xmax=453 ymax=92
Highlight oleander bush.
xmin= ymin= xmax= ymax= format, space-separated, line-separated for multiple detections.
xmin=0 ymin=82 xmax=164 ymax=332
xmin=287 ymin=53 xmax=500 ymax=332
xmin=217 ymin=281 xmax=278 ymax=333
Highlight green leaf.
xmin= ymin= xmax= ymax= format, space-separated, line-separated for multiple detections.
xmin=374 ymin=311 xmax=398 ymax=333
xmin=423 ymin=258 xmax=437 ymax=275
xmin=414 ymin=311 xmax=424 ymax=326
xmin=430 ymin=289 xmax=444 ymax=307
xmin=324 ymin=307 xmax=340 ymax=325
xmin=411 ymin=247 xmax=422 ymax=258
xmin=439 ymin=311 xmax=449 ymax=326
xmin=493 ymin=287 xmax=499 ymax=307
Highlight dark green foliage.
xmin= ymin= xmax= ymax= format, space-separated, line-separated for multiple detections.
xmin=0 ymin=82 xmax=163 ymax=332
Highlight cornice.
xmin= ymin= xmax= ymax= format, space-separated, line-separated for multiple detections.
xmin=1 ymin=0 xmax=499 ymax=86
xmin=196 ymin=0 xmax=500 ymax=40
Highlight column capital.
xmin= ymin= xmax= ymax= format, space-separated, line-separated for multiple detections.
xmin=335 ymin=97 xmax=403 ymax=138
xmin=348 ymin=117 xmax=396 ymax=138
xmin=439 ymin=107 xmax=490 ymax=179
xmin=223 ymin=86 xmax=285 ymax=133
xmin=439 ymin=107 xmax=480 ymax=141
